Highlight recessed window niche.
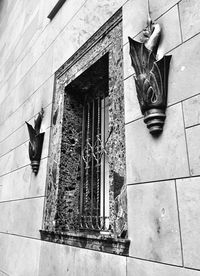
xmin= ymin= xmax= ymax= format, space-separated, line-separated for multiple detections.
xmin=41 ymin=9 xmax=130 ymax=255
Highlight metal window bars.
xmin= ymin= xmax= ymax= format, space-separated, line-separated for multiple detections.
xmin=79 ymin=95 xmax=110 ymax=232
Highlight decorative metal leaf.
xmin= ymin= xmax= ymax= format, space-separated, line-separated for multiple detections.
xmin=128 ymin=30 xmax=171 ymax=135
xmin=25 ymin=111 xmax=45 ymax=174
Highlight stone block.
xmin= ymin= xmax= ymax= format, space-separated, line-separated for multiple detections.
xmin=149 ymin=0 xmax=180 ymax=20
xmin=123 ymin=0 xmax=148 ymax=45
xmin=0 ymin=197 xmax=44 ymax=238
xmin=0 ymin=65 xmax=37 ymax=126
xmin=74 ymin=247 xmax=126 ymax=276
xmin=127 ymin=257 xmax=200 ymax=276
xmin=124 ymin=76 xmax=142 ymax=124
xmin=0 ymin=233 xmax=41 ymax=276
xmin=177 ymin=177 xmax=200 ymax=269
xmin=186 ymin=125 xmax=200 ymax=176
xmin=0 ymin=76 xmax=53 ymax=143
xmin=179 ymin=0 xmax=200 ymax=42
xmin=35 ymin=47 xmax=54 ymax=92
xmin=38 ymin=241 xmax=126 ymax=276
xmin=156 ymin=5 xmax=181 ymax=58
xmin=53 ymin=0 xmax=127 ymax=72
xmin=183 ymin=94 xmax=200 ymax=128
xmin=127 ymin=181 xmax=182 ymax=265
xmin=38 ymin=241 xmax=76 ymax=276
xmin=168 ymin=33 xmax=200 ymax=105
xmin=0 ymin=158 xmax=47 ymax=202
xmin=13 ymin=10 xmax=39 ymax=65
xmin=126 ymin=103 xmax=189 ymax=184
xmin=0 ymin=81 xmax=8 ymax=106
xmin=123 ymin=43 xmax=135 ymax=80
xmin=0 ymin=150 xmax=14 ymax=177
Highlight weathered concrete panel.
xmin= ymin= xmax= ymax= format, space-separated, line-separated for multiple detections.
xmin=177 ymin=177 xmax=200 ymax=269
xmin=127 ymin=181 xmax=182 ymax=265
xmin=186 ymin=125 xmax=200 ymax=176
xmin=126 ymin=103 xmax=189 ymax=184
xmin=0 ymin=197 xmax=44 ymax=238
xmin=179 ymin=0 xmax=200 ymax=42
xmin=183 ymin=95 xmax=200 ymax=128
xmin=127 ymin=257 xmax=200 ymax=276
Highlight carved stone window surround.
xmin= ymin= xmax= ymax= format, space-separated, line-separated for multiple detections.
xmin=41 ymin=9 xmax=129 ymax=256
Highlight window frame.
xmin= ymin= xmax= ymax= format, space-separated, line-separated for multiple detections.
xmin=41 ymin=8 xmax=130 ymax=255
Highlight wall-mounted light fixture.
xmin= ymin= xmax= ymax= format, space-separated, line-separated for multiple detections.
xmin=128 ymin=9 xmax=171 ymax=136
xmin=26 ymin=109 xmax=45 ymax=174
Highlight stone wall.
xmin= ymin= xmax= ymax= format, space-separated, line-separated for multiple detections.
xmin=0 ymin=0 xmax=200 ymax=275
xmin=124 ymin=0 xmax=200 ymax=274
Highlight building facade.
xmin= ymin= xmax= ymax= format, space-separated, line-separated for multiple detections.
xmin=1 ymin=0 xmax=200 ymax=275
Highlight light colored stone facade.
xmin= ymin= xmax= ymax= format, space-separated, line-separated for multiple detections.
xmin=0 ymin=0 xmax=200 ymax=275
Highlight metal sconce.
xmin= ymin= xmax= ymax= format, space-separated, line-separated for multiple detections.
xmin=26 ymin=109 xmax=45 ymax=174
xmin=128 ymin=10 xmax=171 ymax=135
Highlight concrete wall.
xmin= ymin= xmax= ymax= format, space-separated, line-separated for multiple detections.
xmin=0 ymin=0 xmax=200 ymax=275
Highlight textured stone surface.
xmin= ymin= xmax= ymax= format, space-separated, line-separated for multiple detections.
xmin=123 ymin=76 xmax=142 ymax=124
xmin=179 ymin=0 xmax=200 ymax=41
xmin=0 ymin=233 xmax=41 ymax=276
xmin=35 ymin=47 xmax=54 ymax=91
xmin=168 ymin=33 xmax=200 ymax=105
xmin=123 ymin=0 xmax=148 ymax=44
xmin=0 ymin=158 xmax=47 ymax=202
xmin=127 ymin=181 xmax=182 ymax=265
xmin=38 ymin=241 xmax=126 ymax=276
xmin=126 ymin=103 xmax=189 ymax=184
xmin=44 ymin=12 xmax=127 ymax=236
xmin=0 ymin=75 xmax=53 ymax=143
xmin=177 ymin=177 xmax=200 ymax=269
xmin=74 ymin=247 xmax=126 ymax=276
xmin=127 ymin=257 xmax=200 ymax=276
xmin=156 ymin=5 xmax=181 ymax=58
xmin=186 ymin=125 xmax=200 ymax=176
xmin=0 ymin=197 xmax=44 ymax=238
xmin=123 ymin=43 xmax=135 ymax=80
xmin=38 ymin=240 xmax=76 ymax=276
xmin=52 ymin=0 xmax=127 ymax=72
xmin=149 ymin=0 xmax=180 ymax=20
xmin=183 ymin=94 xmax=200 ymax=128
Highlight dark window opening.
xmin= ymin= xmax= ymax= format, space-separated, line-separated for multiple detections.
xmin=56 ymin=53 xmax=110 ymax=232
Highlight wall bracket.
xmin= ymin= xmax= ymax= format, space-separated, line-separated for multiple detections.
xmin=128 ymin=14 xmax=171 ymax=135
xmin=26 ymin=109 xmax=45 ymax=174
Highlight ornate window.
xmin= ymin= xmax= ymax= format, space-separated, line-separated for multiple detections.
xmin=41 ymin=9 xmax=130 ymax=255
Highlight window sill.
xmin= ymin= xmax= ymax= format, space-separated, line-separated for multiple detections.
xmin=40 ymin=230 xmax=130 ymax=256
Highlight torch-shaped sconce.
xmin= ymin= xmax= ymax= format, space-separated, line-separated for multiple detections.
xmin=26 ymin=109 xmax=45 ymax=174
xmin=128 ymin=11 xmax=171 ymax=135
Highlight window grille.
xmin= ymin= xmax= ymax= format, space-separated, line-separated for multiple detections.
xmin=80 ymin=94 xmax=110 ymax=231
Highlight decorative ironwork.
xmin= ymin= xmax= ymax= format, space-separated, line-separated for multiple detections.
xmin=80 ymin=95 xmax=110 ymax=232
xmin=26 ymin=109 xmax=45 ymax=174
xmin=128 ymin=7 xmax=172 ymax=135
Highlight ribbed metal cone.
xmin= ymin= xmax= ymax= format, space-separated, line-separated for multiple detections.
xmin=144 ymin=109 xmax=166 ymax=136
xmin=31 ymin=160 xmax=40 ymax=174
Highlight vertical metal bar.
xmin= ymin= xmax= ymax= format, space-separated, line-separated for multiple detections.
xmin=96 ymin=97 xmax=101 ymax=228
xmin=80 ymin=104 xmax=86 ymax=223
xmin=103 ymin=96 xmax=106 ymax=229
xmin=90 ymin=99 xmax=95 ymax=227
xmin=85 ymin=102 xmax=90 ymax=225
